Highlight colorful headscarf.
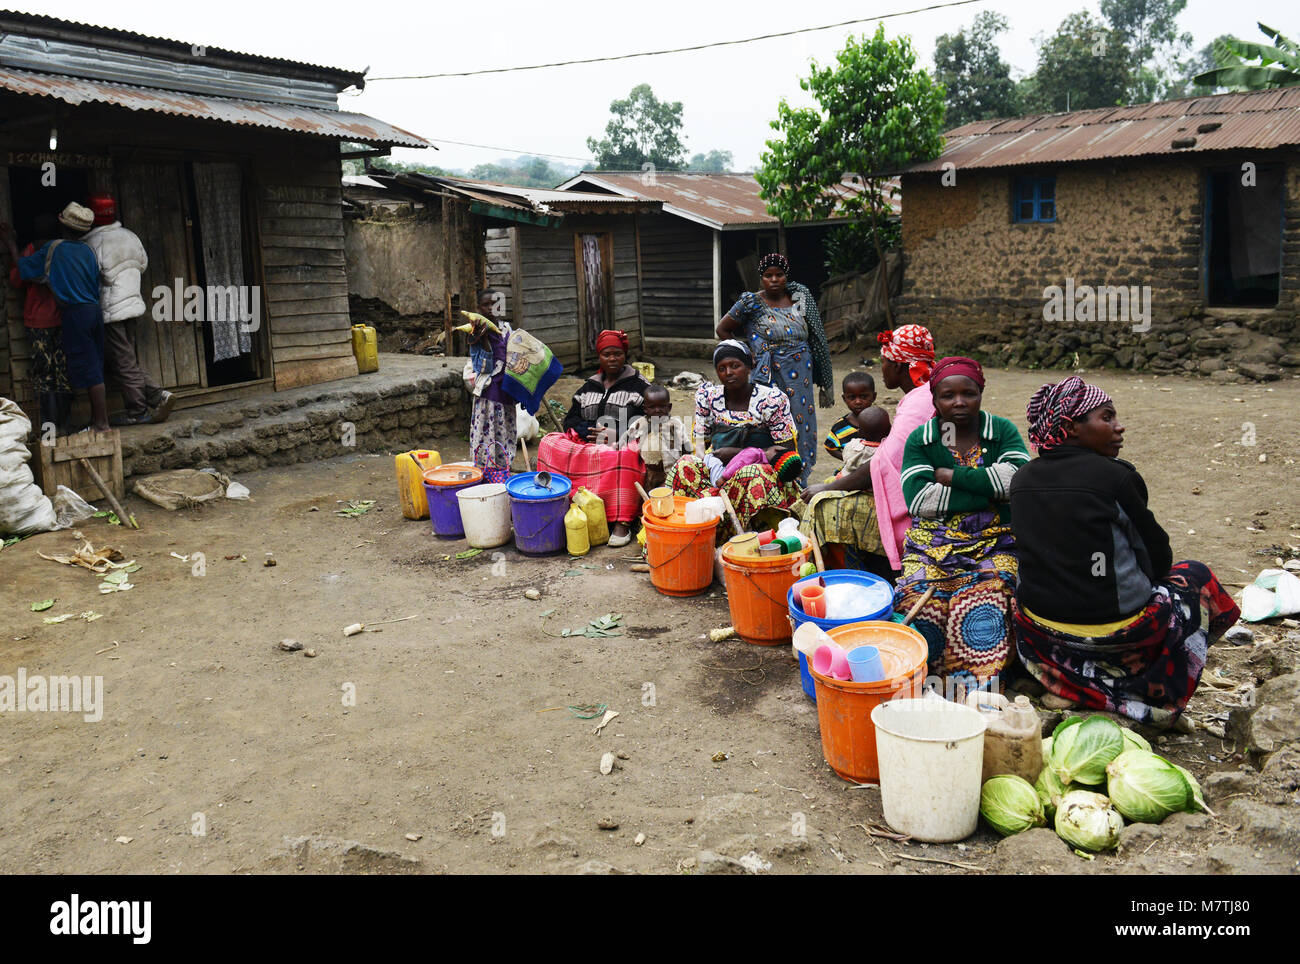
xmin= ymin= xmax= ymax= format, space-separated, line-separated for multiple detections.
xmin=596 ymin=329 xmax=629 ymax=354
xmin=877 ymin=325 xmax=935 ymax=385
xmin=712 ymin=338 xmax=753 ymax=368
xmin=1026 ymin=376 xmax=1114 ymax=452
xmin=758 ymin=252 xmax=790 ymax=275
xmin=929 ymin=356 xmax=984 ymax=394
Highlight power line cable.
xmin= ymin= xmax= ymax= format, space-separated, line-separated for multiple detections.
xmin=368 ymin=0 xmax=990 ymax=80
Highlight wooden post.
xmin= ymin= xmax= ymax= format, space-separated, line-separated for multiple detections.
xmin=712 ymin=229 xmax=722 ymax=326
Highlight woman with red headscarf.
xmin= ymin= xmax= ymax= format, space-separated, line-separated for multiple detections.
xmin=798 ymin=324 xmax=936 ymax=576
xmin=538 ymin=329 xmax=650 ymax=545
xmin=893 ymin=356 xmax=1030 ymax=692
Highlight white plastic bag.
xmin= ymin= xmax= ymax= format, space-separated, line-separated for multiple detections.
xmin=685 ymin=496 xmax=725 ymax=525
xmin=225 ymin=481 xmax=250 ymax=500
xmin=1241 ymin=568 xmax=1300 ymax=622
xmin=51 ymin=485 xmax=97 ymax=529
xmin=822 ymin=582 xmax=893 ymax=621
xmin=0 ymin=398 xmax=57 ymax=536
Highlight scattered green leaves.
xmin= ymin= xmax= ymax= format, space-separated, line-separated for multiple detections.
xmin=98 ymin=569 xmax=134 ymax=593
xmin=93 ymin=509 xmax=121 ymax=526
xmin=335 ymin=500 xmax=376 ymax=518
xmin=30 ymin=599 xmax=54 ymax=612
xmin=542 ymin=611 xmax=625 ymax=639
xmin=454 ymin=548 xmax=482 ymax=560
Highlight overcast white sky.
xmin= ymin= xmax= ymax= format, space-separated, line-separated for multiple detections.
xmin=32 ymin=0 xmax=1290 ymax=174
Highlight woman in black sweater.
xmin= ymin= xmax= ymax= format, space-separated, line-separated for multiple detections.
xmin=1008 ymin=377 xmax=1240 ymax=727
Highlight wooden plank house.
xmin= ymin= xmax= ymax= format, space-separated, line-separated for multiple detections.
xmin=0 ymin=11 xmax=430 ymax=413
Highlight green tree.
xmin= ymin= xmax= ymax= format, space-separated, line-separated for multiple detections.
xmin=1192 ymin=23 xmax=1300 ymax=90
xmin=1169 ymin=36 xmax=1234 ymax=97
xmin=587 ymin=84 xmax=686 ymax=170
xmin=1022 ymin=11 xmax=1131 ymax=112
xmin=469 ymin=156 xmax=576 ymax=188
xmin=757 ymin=25 xmax=945 ymax=322
xmin=933 ymin=11 xmax=1019 ymax=128
xmin=686 ymin=149 xmax=733 ymax=172
xmin=1100 ymin=0 xmax=1193 ymax=101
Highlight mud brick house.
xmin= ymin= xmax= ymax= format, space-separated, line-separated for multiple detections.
xmin=895 ymin=88 xmax=1300 ymax=380
xmin=555 ymin=172 xmax=895 ymax=348
xmin=0 ymin=11 xmax=430 ymax=413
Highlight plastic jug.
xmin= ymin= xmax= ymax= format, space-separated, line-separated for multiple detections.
xmin=965 ymin=691 xmax=1042 ymax=784
xmin=395 ymin=449 xmax=442 ymax=519
xmin=573 ymin=487 xmax=609 ymax=546
xmin=776 ymin=516 xmax=807 ymax=548
xmin=565 ymin=504 xmax=590 ymax=556
xmin=351 ymin=324 xmax=379 ymax=373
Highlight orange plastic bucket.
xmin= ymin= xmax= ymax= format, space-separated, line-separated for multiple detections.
xmin=808 ymin=621 xmax=928 ymax=783
xmin=721 ymin=543 xmax=810 ymax=645
xmin=643 ymin=498 xmax=718 ymax=597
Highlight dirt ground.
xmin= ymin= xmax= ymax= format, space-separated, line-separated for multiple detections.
xmin=1 ymin=356 xmax=1297 ymax=875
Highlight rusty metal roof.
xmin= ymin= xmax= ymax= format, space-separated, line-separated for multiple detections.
xmin=906 ymin=86 xmax=1300 ymax=173
xmin=0 ymin=9 xmax=363 ymax=86
xmin=432 ymin=175 xmax=661 ymax=213
xmin=0 ymin=66 xmax=430 ymax=147
xmin=555 ymin=171 xmax=899 ymax=228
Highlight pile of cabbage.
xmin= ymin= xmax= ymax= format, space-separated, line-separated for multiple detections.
xmin=978 ymin=715 xmax=1209 ymax=852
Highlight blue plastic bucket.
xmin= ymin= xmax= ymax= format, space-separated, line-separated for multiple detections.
xmin=787 ymin=570 xmax=895 ymax=633
xmin=797 ymin=649 xmax=817 ymax=703
xmin=507 ymin=471 xmax=572 ymax=555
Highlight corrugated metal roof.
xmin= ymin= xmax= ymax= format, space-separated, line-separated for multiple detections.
xmin=0 ymin=9 xmax=362 ymax=85
xmin=433 ymin=175 xmax=658 ymax=212
xmin=555 ymin=171 xmax=900 ymax=228
xmin=907 ymin=86 xmax=1300 ymax=173
xmin=0 ymin=66 xmax=430 ymax=147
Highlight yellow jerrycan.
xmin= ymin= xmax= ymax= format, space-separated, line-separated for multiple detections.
xmin=396 ymin=449 xmax=442 ymax=519
xmin=573 ymin=487 xmax=610 ymax=546
xmin=351 ymin=324 xmax=379 ymax=373
xmin=565 ymin=504 xmax=590 ymax=556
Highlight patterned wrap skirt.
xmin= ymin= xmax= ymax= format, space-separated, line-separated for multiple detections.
xmin=893 ymin=508 xmax=1018 ymax=688
xmin=1013 ymin=560 xmax=1241 ymax=727
xmin=666 ymin=455 xmax=800 ymax=533
xmin=537 ymin=431 xmax=644 ymax=524
xmin=27 ymin=326 xmax=70 ymax=394
xmin=752 ymin=341 xmax=816 ymax=485
xmin=470 ymin=397 xmax=518 ymax=486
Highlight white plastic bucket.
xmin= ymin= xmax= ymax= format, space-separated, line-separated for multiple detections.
xmin=457 ymin=483 xmax=512 ymax=548
xmin=870 ymin=697 xmax=987 ymax=842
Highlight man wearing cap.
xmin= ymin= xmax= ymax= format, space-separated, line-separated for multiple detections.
xmin=83 ymin=194 xmax=173 ymax=425
xmin=3 ymin=202 xmax=109 ymax=432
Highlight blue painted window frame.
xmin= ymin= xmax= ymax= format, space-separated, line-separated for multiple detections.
xmin=1013 ymin=176 xmax=1057 ymax=223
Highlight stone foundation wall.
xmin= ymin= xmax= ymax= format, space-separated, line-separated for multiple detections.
xmin=120 ymin=364 xmax=469 ymax=479
xmin=894 ymin=154 xmax=1300 ymax=381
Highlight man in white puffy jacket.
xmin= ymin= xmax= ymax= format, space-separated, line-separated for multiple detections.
xmin=83 ymin=194 xmax=173 ymax=424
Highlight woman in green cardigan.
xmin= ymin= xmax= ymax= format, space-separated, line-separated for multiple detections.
xmin=895 ymin=356 xmax=1030 ymax=690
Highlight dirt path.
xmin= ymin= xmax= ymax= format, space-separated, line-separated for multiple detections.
xmin=0 ymin=360 xmax=1296 ymax=874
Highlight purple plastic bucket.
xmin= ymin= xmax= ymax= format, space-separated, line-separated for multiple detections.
xmin=424 ymin=480 xmax=477 ymax=537
xmin=507 ymin=471 xmax=572 ymax=555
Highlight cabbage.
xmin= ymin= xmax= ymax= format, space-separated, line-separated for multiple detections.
xmin=980 ymin=775 xmax=1046 ymax=837
xmin=1120 ymin=727 xmax=1152 ymax=753
xmin=1054 ymin=790 xmax=1123 ymax=852
xmin=1105 ymin=750 xmax=1190 ymax=823
xmin=1049 ymin=716 xmax=1125 ymax=785
xmin=1034 ymin=765 xmax=1081 ymax=822
xmin=1174 ymin=764 xmax=1209 ymax=814
xmin=1042 ymin=736 xmax=1053 ymax=759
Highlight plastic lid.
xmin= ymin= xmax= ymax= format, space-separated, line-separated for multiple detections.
xmin=506 ymin=471 xmax=571 ymax=500
xmin=424 ymin=465 xmax=482 ymax=486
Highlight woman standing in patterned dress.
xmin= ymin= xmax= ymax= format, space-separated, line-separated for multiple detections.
xmin=716 ymin=253 xmax=832 ymax=483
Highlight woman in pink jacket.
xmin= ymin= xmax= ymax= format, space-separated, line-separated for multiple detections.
xmin=799 ymin=325 xmax=935 ymax=576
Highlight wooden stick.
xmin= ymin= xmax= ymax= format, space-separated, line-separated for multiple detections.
xmin=901 ymin=586 xmax=936 ymax=626
xmin=542 ymin=400 xmax=564 ymax=434
xmin=718 ymin=489 xmax=744 ymax=536
xmin=807 ymin=532 xmax=826 ymax=572
xmin=77 ymin=457 xmax=138 ymax=529
xmin=893 ymin=852 xmax=985 ymax=872
xmin=518 ymin=436 xmax=531 ymax=472
xmin=634 ymin=482 xmax=651 ymax=502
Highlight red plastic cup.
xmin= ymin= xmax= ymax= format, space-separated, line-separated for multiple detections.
xmin=756 ymin=529 xmax=776 ymax=545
